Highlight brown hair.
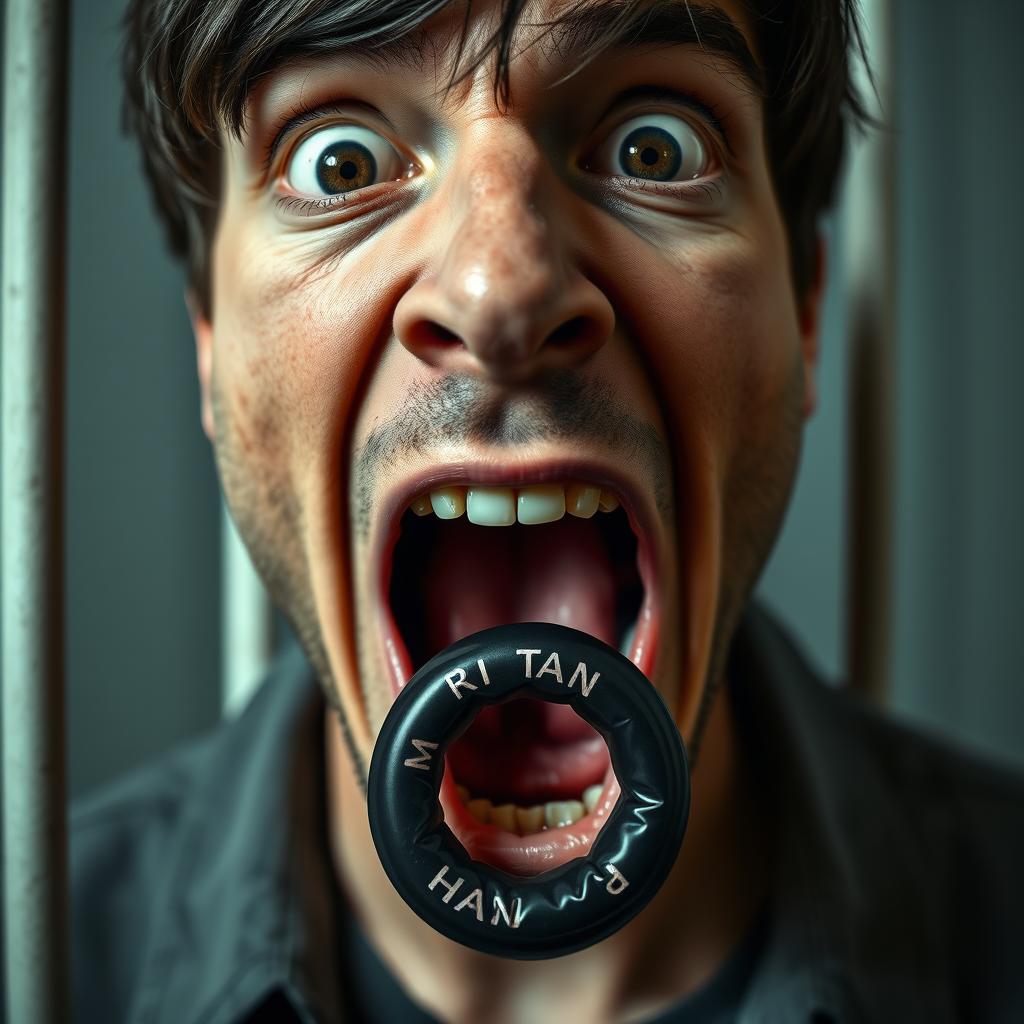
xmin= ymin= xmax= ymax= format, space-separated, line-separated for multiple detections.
xmin=121 ymin=0 xmax=871 ymax=316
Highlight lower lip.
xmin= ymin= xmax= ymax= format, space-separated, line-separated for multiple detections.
xmin=438 ymin=760 xmax=622 ymax=876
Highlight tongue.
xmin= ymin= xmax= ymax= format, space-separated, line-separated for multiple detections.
xmin=422 ymin=517 xmax=617 ymax=773
xmin=424 ymin=516 xmax=617 ymax=654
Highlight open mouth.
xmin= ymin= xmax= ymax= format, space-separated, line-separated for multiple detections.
xmin=377 ymin=469 xmax=660 ymax=875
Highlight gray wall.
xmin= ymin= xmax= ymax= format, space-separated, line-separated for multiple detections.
xmin=59 ymin=0 xmax=1024 ymax=798
xmin=65 ymin=0 xmax=222 ymax=797
xmin=761 ymin=0 xmax=1024 ymax=772
xmin=889 ymin=0 xmax=1024 ymax=766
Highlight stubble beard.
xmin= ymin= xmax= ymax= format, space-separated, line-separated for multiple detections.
xmin=689 ymin=356 xmax=807 ymax=761
xmin=209 ymin=379 xmax=367 ymax=782
xmin=209 ymin=355 xmax=805 ymax=789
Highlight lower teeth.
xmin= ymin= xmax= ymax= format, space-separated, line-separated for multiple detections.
xmin=454 ymin=783 xmax=604 ymax=834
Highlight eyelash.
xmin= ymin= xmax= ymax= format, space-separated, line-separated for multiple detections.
xmin=263 ymin=103 xmax=341 ymax=176
xmin=268 ymin=97 xmax=728 ymax=217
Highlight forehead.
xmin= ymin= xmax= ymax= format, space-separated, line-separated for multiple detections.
xmin=243 ymin=0 xmax=763 ymax=134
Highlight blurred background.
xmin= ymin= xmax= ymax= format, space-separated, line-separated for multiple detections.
xmin=30 ymin=0 xmax=1024 ymax=798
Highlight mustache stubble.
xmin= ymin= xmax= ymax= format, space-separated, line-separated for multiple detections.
xmin=351 ymin=371 xmax=672 ymax=539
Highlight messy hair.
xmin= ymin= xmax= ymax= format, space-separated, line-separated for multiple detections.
xmin=122 ymin=0 xmax=871 ymax=316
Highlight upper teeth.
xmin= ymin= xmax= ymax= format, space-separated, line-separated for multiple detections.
xmin=411 ymin=483 xmax=621 ymax=526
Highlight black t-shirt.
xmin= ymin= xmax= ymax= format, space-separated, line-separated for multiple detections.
xmin=340 ymin=908 xmax=768 ymax=1024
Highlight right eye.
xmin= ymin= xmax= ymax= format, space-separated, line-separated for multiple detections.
xmin=284 ymin=123 xmax=409 ymax=199
xmin=589 ymin=113 xmax=713 ymax=184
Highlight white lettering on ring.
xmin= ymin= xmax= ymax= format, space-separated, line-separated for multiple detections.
xmin=403 ymin=738 xmax=438 ymax=771
xmin=490 ymin=893 xmax=523 ymax=929
xmin=428 ymin=865 xmax=464 ymax=903
xmin=454 ymin=888 xmax=484 ymax=922
xmin=428 ymin=867 xmax=523 ymax=928
xmin=516 ymin=649 xmax=542 ymax=677
xmin=446 ymin=659 xmax=492 ymax=699
xmin=568 ymin=659 xmax=600 ymax=696
xmin=604 ymin=864 xmax=630 ymax=895
xmin=476 ymin=658 xmax=491 ymax=686
xmin=446 ymin=667 xmax=477 ymax=699
xmin=536 ymin=651 xmax=563 ymax=684
xmin=517 ymin=648 xmax=600 ymax=697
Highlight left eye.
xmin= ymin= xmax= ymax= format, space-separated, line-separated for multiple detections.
xmin=591 ymin=113 xmax=710 ymax=182
xmin=284 ymin=124 xmax=408 ymax=197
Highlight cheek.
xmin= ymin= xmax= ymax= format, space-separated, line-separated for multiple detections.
xmin=703 ymin=246 xmax=802 ymax=449
xmin=210 ymin=225 xmax=389 ymax=473
xmin=635 ymin=234 xmax=803 ymax=455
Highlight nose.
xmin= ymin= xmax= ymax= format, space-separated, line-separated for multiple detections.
xmin=393 ymin=146 xmax=614 ymax=385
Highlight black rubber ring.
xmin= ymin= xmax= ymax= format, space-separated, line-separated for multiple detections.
xmin=367 ymin=622 xmax=690 ymax=960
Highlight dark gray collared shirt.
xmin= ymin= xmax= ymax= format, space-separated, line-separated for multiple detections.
xmin=70 ymin=602 xmax=1024 ymax=1022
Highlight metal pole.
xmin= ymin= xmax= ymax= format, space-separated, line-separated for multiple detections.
xmin=843 ymin=0 xmax=895 ymax=701
xmin=220 ymin=501 xmax=272 ymax=717
xmin=2 ymin=0 xmax=71 ymax=1019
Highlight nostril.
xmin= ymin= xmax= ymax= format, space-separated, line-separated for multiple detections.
xmin=547 ymin=316 xmax=590 ymax=348
xmin=397 ymin=303 xmax=610 ymax=377
xmin=404 ymin=319 xmax=462 ymax=354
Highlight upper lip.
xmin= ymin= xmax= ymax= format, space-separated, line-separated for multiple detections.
xmin=372 ymin=455 xmax=662 ymax=693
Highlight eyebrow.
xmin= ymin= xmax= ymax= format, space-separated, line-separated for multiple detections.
xmin=541 ymin=1 xmax=764 ymax=95
xmin=264 ymin=1 xmax=764 ymax=101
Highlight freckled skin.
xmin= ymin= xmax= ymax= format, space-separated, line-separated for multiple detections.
xmin=192 ymin=1 xmax=823 ymax=1019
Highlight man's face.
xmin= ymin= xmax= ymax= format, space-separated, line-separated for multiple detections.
xmin=194 ymin=0 xmax=819 ymax=875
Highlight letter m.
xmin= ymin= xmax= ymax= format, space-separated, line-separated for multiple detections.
xmin=403 ymin=738 xmax=438 ymax=771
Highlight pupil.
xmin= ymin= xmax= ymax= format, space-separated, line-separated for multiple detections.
xmin=316 ymin=140 xmax=376 ymax=194
xmin=620 ymin=126 xmax=682 ymax=181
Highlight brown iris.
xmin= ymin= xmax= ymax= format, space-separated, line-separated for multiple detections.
xmin=619 ymin=126 xmax=682 ymax=181
xmin=315 ymin=140 xmax=377 ymax=195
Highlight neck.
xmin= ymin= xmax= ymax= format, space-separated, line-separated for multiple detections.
xmin=325 ymin=679 xmax=766 ymax=1024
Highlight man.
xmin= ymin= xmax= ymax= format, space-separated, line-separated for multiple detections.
xmin=72 ymin=0 xmax=1024 ymax=1021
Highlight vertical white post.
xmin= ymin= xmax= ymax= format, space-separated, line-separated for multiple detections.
xmin=220 ymin=502 xmax=273 ymax=717
xmin=843 ymin=0 xmax=895 ymax=701
xmin=2 ymin=0 xmax=70 ymax=1020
